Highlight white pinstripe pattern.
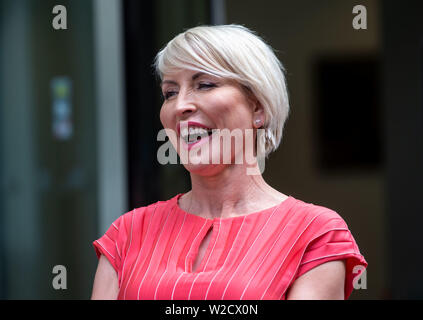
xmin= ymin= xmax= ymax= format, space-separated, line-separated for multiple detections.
xmin=279 ymin=228 xmax=355 ymax=300
xmin=201 ymin=219 xmax=221 ymax=272
xmin=154 ymin=212 xmax=187 ymax=299
xmin=187 ymin=273 xmax=202 ymax=300
xmin=185 ymin=220 xmax=210 ymax=272
xmin=112 ymin=222 xmax=119 ymax=231
xmin=204 ymin=216 xmax=246 ymax=300
xmin=122 ymin=206 xmax=154 ymax=299
xmin=220 ymin=203 xmax=282 ymax=299
xmin=188 ymin=219 xmax=222 ymax=300
xmin=280 ymin=226 xmax=348 ymax=299
xmin=259 ymin=212 xmax=332 ymax=300
xmin=239 ymin=215 xmax=292 ymax=299
xmin=299 ymin=228 xmax=350 ymax=263
xmin=95 ymin=240 xmax=115 ymax=260
xmin=170 ymin=272 xmax=185 ymax=300
xmin=121 ymin=209 xmax=135 ymax=295
xmin=302 ymin=251 xmax=358 ymax=265
xmin=170 ymin=219 xmax=210 ymax=300
xmin=104 ymin=233 xmax=113 ymax=242
xmin=115 ymin=242 xmax=121 ymax=260
xmin=104 ymin=232 xmax=121 ymax=260
xmin=136 ymin=206 xmax=173 ymax=299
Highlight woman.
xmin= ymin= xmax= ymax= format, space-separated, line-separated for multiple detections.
xmin=91 ymin=24 xmax=367 ymax=300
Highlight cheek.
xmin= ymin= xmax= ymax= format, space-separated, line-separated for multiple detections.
xmin=215 ymin=90 xmax=253 ymax=127
xmin=159 ymin=104 xmax=169 ymax=127
xmin=209 ymin=94 xmax=242 ymax=119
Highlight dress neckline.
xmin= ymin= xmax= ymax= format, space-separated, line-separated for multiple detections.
xmin=173 ymin=193 xmax=296 ymax=222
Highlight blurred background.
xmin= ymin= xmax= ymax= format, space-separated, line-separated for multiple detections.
xmin=0 ymin=0 xmax=422 ymax=299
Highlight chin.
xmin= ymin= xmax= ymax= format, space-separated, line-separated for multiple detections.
xmin=182 ymin=162 xmax=224 ymax=177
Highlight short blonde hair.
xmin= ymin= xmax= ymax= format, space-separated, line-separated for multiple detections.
xmin=154 ymin=24 xmax=290 ymax=157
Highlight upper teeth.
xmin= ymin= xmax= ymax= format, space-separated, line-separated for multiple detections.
xmin=180 ymin=126 xmax=213 ymax=142
xmin=181 ymin=127 xmax=209 ymax=136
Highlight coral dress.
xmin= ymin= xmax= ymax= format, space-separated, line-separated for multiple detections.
xmin=93 ymin=194 xmax=367 ymax=300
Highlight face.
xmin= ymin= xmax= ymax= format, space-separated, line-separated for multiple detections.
xmin=160 ymin=69 xmax=263 ymax=176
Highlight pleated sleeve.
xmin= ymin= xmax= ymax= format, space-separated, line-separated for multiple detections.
xmin=92 ymin=210 xmax=133 ymax=285
xmin=293 ymin=211 xmax=368 ymax=299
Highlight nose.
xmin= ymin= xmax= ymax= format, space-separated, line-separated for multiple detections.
xmin=174 ymin=91 xmax=197 ymax=118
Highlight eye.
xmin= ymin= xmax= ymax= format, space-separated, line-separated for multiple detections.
xmin=198 ymin=82 xmax=216 ymax=90
xmin=163 ymin=90 xmax=177 ymax=100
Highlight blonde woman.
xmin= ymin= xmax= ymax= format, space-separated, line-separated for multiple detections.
xmin=91 ymin=24 xmax=367 ymax=300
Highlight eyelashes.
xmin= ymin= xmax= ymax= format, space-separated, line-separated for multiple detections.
xmin=162 ymin=82 xmax=217 ymax=100
xmin=164 ymin=91 xmax=177 ymax=100
xmin=198 ymin=82 xmax=216 ymax=89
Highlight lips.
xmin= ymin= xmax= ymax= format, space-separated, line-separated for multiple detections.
xmin=177 ymin=121 xmax=215 ymax=148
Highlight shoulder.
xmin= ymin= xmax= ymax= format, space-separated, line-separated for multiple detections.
xmin=116 ymin=194 xmax=181 ymax=225
xmin=286 ymin=197 xmax=367 ymax=299
xmin=286 ymin=196 xmax=351 ymax=241
xmin=291 ymin=196 xmax=348 ymax=223
xmin=103 ymin=194 xmax=181 ymax=244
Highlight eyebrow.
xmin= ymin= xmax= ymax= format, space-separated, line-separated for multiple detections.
xmin=160 ymin=72 xmax=206 ymax=87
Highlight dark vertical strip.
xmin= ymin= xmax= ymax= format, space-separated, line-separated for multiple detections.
xmin=382 ymin=0 xmax=423 ymax=298
xmin=122 ymin=0 xmax=161 ymax=208
xmin=0 ymin=0 xmax=5 ymax=300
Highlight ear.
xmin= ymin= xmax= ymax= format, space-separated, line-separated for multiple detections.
xmin=241 ymin=84 xmax=265 ymax=127
xmin=252 ymin=99 xmax=265 ymax=128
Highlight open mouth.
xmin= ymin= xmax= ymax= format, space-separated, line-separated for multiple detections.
xmin=180 ymin=126 xmax=214 ymax=145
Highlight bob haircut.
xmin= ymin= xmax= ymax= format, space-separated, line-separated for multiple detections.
xmin=154 ymin=24 xmax=290 ymax=157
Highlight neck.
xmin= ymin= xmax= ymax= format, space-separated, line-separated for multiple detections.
xmin=183 ymin=164 xmax=287 ymax=219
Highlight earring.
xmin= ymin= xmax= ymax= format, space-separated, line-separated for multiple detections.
xmin=254 ymin=119 xmax=262 ymax=127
